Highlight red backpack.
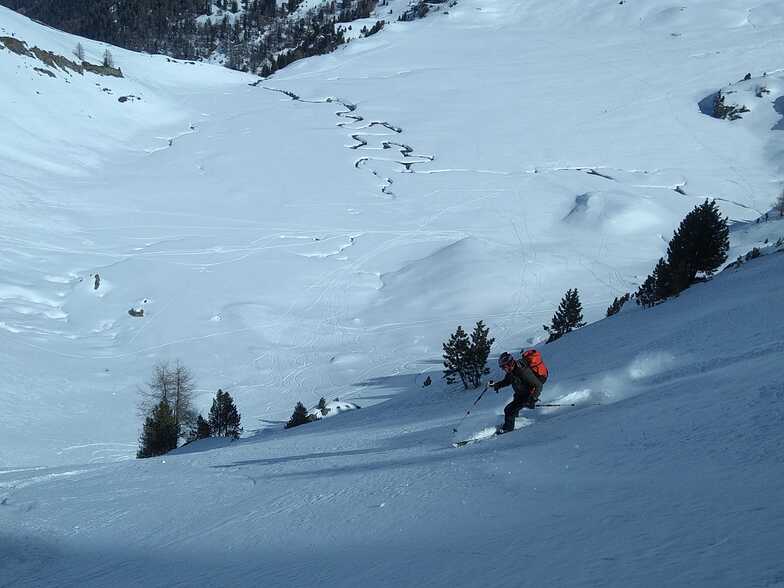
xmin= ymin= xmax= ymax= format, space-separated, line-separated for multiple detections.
xmin=522 ymin=349 xmax=548 ymax=383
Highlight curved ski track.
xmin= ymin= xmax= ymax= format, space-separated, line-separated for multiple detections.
xmin=258 ymin=84 xmax=435 ymax=198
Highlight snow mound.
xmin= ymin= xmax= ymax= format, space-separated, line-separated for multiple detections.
xmin=308 ymin=399 xmax=361 ymax=420
xmin=372 ymin=236 xmax=512 ymax=320
xmin=562 ymin=189 xmax=660 ymax=235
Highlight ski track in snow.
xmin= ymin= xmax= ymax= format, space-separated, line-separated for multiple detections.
xmin=259 ymin=84 xmax=435 ymax=198
xmin=144 ymin=123 xmax=198 ymax=154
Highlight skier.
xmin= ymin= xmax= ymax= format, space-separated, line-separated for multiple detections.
xmin=489 ymin=351 xmax=544 ymax=434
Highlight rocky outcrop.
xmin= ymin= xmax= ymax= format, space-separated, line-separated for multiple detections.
xmin=0 ymin=36 xmax=123 ymax=78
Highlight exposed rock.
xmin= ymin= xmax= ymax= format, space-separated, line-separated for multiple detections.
xmin=82 ymin=61 xmax=124 ymax=78
xmin=31 ymin=47 xmax=82 ymax=74
xmin=712 ymin=93 xmax=749 ymax=121
xmin=0 ymin=36 xmax=32 ymax=57
xmin=0 ymin=36 xmax=123 ymax=78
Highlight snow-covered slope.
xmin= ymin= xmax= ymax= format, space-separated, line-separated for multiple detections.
xmin=2 ymin=237 xmax=783 ymax=587
xmin=2 ymin=0 xmax=784 ymax=583
xmin=1 ymin=0 xmax=783 ymax=475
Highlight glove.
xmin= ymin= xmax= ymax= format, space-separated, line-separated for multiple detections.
xmin=526 ymin=391 xmax=540 ymax=408
xmin=488 ymin=380 xmax=497 ymax=392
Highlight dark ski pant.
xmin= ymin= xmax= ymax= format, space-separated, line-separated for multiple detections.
xmin=502 ymin=391 xmax=533 ymax=431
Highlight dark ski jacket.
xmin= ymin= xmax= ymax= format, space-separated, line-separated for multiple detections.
xmin=492 ymin=361 xmax=543 ymax=399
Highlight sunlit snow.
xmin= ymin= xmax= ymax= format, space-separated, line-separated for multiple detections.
xmin=1 ymin=0 xmax=783 ymax=585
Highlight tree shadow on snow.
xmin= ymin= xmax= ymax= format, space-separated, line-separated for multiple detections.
xmin=211 ymin=447 xmax=387 ymax=469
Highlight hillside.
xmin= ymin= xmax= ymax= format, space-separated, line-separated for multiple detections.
xmin=2 ymin=0 xmax=783 ymax=468
xmin=2 ymin=231 xmax=783 ymax=586
xmin=0 ymin=0 xmax=781 ymax=465
xmin=2 ymin=0 xmax=784 ymax=584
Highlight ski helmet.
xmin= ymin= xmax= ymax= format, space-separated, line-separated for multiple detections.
xmin=498 ymin=352 xmax=515 ymax=368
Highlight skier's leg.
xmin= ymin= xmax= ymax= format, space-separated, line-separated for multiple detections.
xmin=502 ymin=394 xmax=525 ymax=431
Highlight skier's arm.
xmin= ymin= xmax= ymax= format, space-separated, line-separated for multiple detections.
xmin=492 ymin=372 xmax=512 ymax=391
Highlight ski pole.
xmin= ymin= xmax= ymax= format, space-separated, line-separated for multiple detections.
xmin=536 ymin=402 xmax=602 ymax=407
xmin=452 ymin=382 xmax=489 ymax=433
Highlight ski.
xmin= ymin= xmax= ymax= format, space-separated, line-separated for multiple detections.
xmin=452 ymin=428 xmax=505 ymax=447
xmin=452 ymin=439 xmax=475 ymax=447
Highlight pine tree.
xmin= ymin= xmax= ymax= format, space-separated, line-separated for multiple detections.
xmin=189 ymin=414 xmax=212 ymax=441
xmin=606 ymin=293 xmax=631 ymax=317
xmin=442 ymin=322 xmax=495 ymax=389
xmin=635 ymin=258 xmax=672 ymax=308
xmin=442 ymin=325 xmax=471 ymax=388
xmin=208 ymin=389 xmax=243 ymax=439
xmin=137 ymin=400 xmax=178 ymax=458
xmin=666 ymin=199 xmax=729 ymax=294
xmin=285 ymin=401 xmax=312 ymax=429
xmin=208 ymin=390 xmax=225 ymax=435
xmin=544 ymin=288 xmax=586 ymax=343
xmin=465 ymin=320 xmax=494 ymax=388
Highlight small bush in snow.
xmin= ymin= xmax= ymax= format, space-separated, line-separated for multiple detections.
xmin=606 ymin=293 xmax=631 ymax=317
xmin=745 ymin=247 xmax=761 ymax=261
xmin=362 ymin=20 xmax=385 ymax=37
xmin=727 ymin=255 xmax=744 ymax=270
xmin=286 ymin=401 xmax=314 ymax=428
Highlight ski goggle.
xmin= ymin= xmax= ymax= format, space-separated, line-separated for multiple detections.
xmin=501 ymin=360 xmax=515 ymax=370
